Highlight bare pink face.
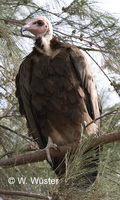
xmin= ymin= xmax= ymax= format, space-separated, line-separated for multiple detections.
xmin=21 ymin=17 xmax=49 ymax=38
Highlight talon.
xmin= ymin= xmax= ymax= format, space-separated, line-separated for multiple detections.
xmin=56 ymin=146 xmax=60 ymax=152
xmin=44 ymin=137 xmax=59 ymax=166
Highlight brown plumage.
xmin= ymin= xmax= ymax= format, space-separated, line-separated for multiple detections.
xmin=16 ymin=16 xmax=101 ymax=180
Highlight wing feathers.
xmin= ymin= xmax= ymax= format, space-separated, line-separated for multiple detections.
xmin=16 ymin=57 xmax=45 ymax=148
xmin=70 ymin=47 xmax=101 ymax=127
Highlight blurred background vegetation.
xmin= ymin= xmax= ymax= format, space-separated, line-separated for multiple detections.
xmin=0 ymin=0 xmax=120 ymax=199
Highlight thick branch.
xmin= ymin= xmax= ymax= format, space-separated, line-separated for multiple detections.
xmin=0 ymin=131 xmax=120 ymax=167
xmin=0 ymin=189 xmax=50 ymax=200
xmin=0 ymin=142 xmax=76 ymax=167
xmin=89 ymin=130 xmax=120 ymax=148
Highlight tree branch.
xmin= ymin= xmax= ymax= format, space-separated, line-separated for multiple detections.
xmin=0 ymin=148 xmax=37 ymax=160
xmin=86 ymin=107 xmax=120 ymax=128
xmin=0 ymin=18 xmax=25 ymax=26
xmin=0 ymin=124 xmax=33 ymax=141
xmin=85 ymin=50 xmax=120 ymax=96
xmin=0 ymin=151 xmax=14 ymax=160
xmin=0 ymin=189 xmax=51 ymax=200
xmin=0 ymin=131 xmax=120 ymax=168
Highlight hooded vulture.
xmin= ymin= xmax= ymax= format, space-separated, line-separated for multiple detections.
xmin=16 ymin=16 xmax=101 ymax=181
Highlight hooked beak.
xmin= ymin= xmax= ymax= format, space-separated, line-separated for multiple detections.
xmin=20 ymin=24 xmax=30 ymax=35
xmin=20 ymin=26 xmax=26 ymax=35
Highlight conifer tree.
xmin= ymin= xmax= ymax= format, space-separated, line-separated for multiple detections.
xmin=0 ymin=0 xmax=120 ymax=199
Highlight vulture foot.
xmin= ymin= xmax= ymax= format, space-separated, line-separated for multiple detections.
xmin=45 ymin=136 xmax=59 ymax=166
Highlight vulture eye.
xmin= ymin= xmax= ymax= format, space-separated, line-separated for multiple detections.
xmin=37 ymin=20 xmax=44 ymax=26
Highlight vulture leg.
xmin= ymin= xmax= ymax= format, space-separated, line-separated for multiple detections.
xmin=44 ymin=136 xmax=59 ymax=166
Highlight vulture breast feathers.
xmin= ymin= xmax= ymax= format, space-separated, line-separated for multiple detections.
xmin=16 ymin=16 xmax=101 ymax=177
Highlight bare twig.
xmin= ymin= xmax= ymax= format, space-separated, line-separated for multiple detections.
xmin=104 ymin=176 xmax=120 ymax=186
xmin=85 ymin=50 xmax=120 ymax=96
xmin=85 ymin=50 xmax=113 ymax=84
xmin=0 ymin=124 xmax=32 ymax=141
xmin=54 ymin=29 xmax=107 ymax=52
xmin=0 ymin=115 xmax=13 ymax=120
xmin=0 ymin=139 xmax=9 ymax=158
xmin=0 ymin=189 xmax=50 ymax=200
xmin=0 ymin=2 xmax=62 ymax=18
xmin=23 ymin=8 xmax=40 ymax=21
xmin=108 ymin=159 xmax=120 ymax=163
xmin=0 ymin=131 xmax=120 ymax=168
xmin=0 ymin=18 xmax=25 ymax=26
xmin=106 ymin=166 xmax=120 ymax=176
xmin=0 ymin=148 xmax=37 ymax=160
xmin=86 ymin=107 xmax=120 ymax=128
xmin=0 ymin=151 xmax=14 ymax=160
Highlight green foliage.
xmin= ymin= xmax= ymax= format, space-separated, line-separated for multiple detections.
xmin=50 ymin=136 xmax=120 ymax=200
xmin=0 ymin=0 xmax=120 ymax=199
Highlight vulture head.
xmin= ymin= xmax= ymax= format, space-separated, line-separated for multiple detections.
xmin=21 ymin=16 xmax=53 ymax=40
